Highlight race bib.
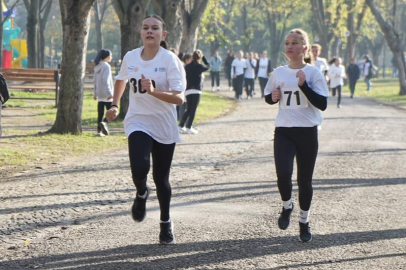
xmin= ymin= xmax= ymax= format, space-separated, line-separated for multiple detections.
xmin=280 ymin=87 xmax=308 ymax=109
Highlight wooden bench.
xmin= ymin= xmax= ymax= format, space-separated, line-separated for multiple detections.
xmin=0 ymin=68 xmax=60 ymax=106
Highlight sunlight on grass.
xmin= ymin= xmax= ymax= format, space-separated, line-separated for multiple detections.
xmin=0 ymin=90 xmax=235 ymax=177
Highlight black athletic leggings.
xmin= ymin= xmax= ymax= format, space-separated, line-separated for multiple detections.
xmin=244 ymin=78 xmax=255 ymax=97
xmin=274 ymin=126 xmax=318 ymax=211
xmin=233 ymin=74 xmax=244 ymax=98
xmin=332 ymin=85 xmax=342 ymax=106
xmin=179 ymin=94 xmax=201 ymax=129
xmin=128 ymin=131 xmax=176 ymax=221
xmin=97 ymin=101 xmax=112 ymax=130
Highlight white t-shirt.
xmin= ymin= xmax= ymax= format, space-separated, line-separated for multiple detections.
xmin=264 ymin=64 xmax=329 ymax=127
xmin=328 ymin=64 xmax=346 ymax=88
xmin=245 ymin=59 xmax=257 ymax=79
xmin=363 ymin=62 xmax=371 ymax=76
xmin=231 ymin=58 xmax=246 ymax=77
xmin=115 ymin=47 xmax=186 ymax=144
xmin=257 ymin=58 xmax=270 ymax=78
xmin=313 ymin=58 xmax=329 ymax=73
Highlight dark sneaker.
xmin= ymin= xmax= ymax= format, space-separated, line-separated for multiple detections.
xmin=99 ymin=122 xmax=109 ymax=135
xmin=159 ymin=221 xmax=175 ymax=245
xmin=278 ymin=202 xmax=294 ymax=230
xmin=299 ymin=222 xmax=312 ymax=242
xmin=131 ymin=186 xmax=150 ymax=222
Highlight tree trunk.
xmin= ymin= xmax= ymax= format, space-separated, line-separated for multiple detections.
xmin=345 ymin=0 xmax=366 ymax=65
xmin=179 ymin=0 xmax=209 ymax=54
xmin=151 ymin=0 xmax=182 ymax=52
xmin=39 ymin=0 xmax=52 ymax=68
xmin=93 ymin=0 xmax=108 ymax=52
xmin=366 ymin=0 xmax=406 ymax=95
xmin=49 ymin=0 xmax=95 ymax=134
xmin=266 ymin=9 xmax=289 ymax=68
xmin=26 ymin=0 xmax=40 ymax=68
xmin=112 ymin=0 xmax=149 ymax=119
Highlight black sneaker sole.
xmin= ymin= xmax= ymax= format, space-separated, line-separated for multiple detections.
xmin=299 ymin=235 xmax=312 ymax=242
xmin=131 ymin=186 xmax=150 ymax=223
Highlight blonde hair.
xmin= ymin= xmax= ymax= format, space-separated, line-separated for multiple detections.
xmin=288 ymin=28 xmax=313 ymax=64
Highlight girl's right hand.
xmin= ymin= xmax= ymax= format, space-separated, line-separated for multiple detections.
xmin=272 ymin=86 xmax=281 ymax=102
xmin=106 ymin=107 xmax=118 ymax=121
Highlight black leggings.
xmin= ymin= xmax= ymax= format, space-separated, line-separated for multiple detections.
xmin=244 ymin=78 xmax=255 ymax=97
xmin=332 ymin=85 xmax=342 ymax=106
xmin=259 ymin=77 xmax=268 ymax=97
xmin=128 ymin=131 xmax=176 ymax=221
xmin=233 ymin=74 xmax=244 ymax=98
xmin=274 ymin=127 xmax=318 ymax=211
xmin=179 ymin=94 xmax=201 ymax=129
xmin=97 ymin=101 xmax=112 ymax=130
xmin=349 ymin=80 xmax=357 ymax=96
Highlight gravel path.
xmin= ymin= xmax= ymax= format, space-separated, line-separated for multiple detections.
xmin=1 ymin=87 xmax=406 ymax=270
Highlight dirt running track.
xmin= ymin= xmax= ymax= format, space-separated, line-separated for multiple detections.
xmin=1 ymin=87 xmax=405 ymax=270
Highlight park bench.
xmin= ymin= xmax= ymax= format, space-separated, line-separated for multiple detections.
xmin=0 ymin=68 xmax=60 ymax=106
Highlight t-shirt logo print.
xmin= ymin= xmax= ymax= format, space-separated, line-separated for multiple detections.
xmin=154 ymin=67 xmax=166 ymax=72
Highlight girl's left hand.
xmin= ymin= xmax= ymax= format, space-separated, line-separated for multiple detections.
xmin=140 ymin=74 xmax=155 ymax=94
xmin=296 ymin=70 xmax=306 ymax=86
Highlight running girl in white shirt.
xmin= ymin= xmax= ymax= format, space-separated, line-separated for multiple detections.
xmin=328 ymin=57 xmax=346 ymax=108
xmin=106 ymin=15 xmax=186 ymax=245
xmin=264 ymin=28 xmax=328 ymax=242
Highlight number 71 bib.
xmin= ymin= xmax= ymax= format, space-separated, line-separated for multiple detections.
xmin=280 ymin=87 xmax=308 ymax=109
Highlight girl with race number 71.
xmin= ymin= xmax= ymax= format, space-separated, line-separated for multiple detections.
xmin=264 ymin=28 xmax=328 ymax=242
xmin=106 ymin=14 xmax=186 ymax=245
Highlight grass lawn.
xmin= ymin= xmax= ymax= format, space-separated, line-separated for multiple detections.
xmin=0 ymin=90 xmax=235 ymax=178
xmin=343 ymin=77 xmax=406 ymax=107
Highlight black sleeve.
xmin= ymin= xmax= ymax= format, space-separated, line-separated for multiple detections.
xmin=200 ymin=57 xmax=210 ymax=72
xmin=267 ymin=60 xmax=272 ymax=74
xmin=265 ymin=93 xmax=278 ymax=105
xmin=298 ymin=81 xmax=327 ymax=111
xmin=202 ymin=56 xmax=209 ymax=66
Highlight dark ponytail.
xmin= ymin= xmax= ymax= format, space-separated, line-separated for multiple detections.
xmin=160 ymin=40 xmax=168 ymax=49
xmin=94 ymin=49 xmax=111 ymax=65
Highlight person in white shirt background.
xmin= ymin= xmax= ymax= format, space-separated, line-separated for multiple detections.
xmin=264 ymin=28 xmax=328 ymax=243
xmin=209 ymin=51 xmax=222 ymax=92
xmin=244 ymin=52 xmax=257 ymax=99
xmin=231 ymin=50 xmax=246 ymax=100
xmin=328 ymin=57 xmax=346 ymax=108
xmin=93 ymin=49 xmax=114 ymax=136
xmin=106 ymin=14 xmax=186 ymax=245
xmin=311 ymin=44 xmax=329 ymax=81
xmin=256 ymin=50 xmax=272 ymax=98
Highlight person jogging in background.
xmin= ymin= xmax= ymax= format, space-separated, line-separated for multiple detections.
xmin=224 ymin=50 xmax=234 ymax=91
xmin=264 ymin=28 xmax=328 ymax=242
xmin=328 ymin=57 xmax=346 ymax=108
xmin=106 ymin=14 xmax=186 ymax=245
xmin=311 ymin=44 xmax=329 ymax=81
xmin=256 ymin=50 xmax=272 ymax=98
xmin=93 ymin=49 xmax=114 ymax=136
xmin=231 ymin=50 xmax=246 ymax=100
xmin=347 ymin=58 xmax=360 ymax=98
xmin=178 ymin=50 xmax=210 ymax=134
xmin=244 ymin=52 xmax=257 ymax=99
xmin=209 ymin=51 xmax=222 ymax=92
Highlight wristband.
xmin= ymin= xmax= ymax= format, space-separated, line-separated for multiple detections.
xmin=111 ymin=104 xmax=118 ymax=109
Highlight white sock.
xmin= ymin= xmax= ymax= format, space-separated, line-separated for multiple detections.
xmin=282 ymin=199 xmax=293 ymax=210
xmin=160 ymin=219 xmax=171 ymax=224
xmin=138 ymin=189 xmax=148 ymax=199
xmin=299 ymin=209 xmax=309 ymax=224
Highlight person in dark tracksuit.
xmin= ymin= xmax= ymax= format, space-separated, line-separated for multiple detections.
xmin=347 ymin=58 xmax=360 ymax=98
xmin=264 ymin=28 xmax=328 ymax=243
xmin=224 ymin=50 xmax=234 ymax=91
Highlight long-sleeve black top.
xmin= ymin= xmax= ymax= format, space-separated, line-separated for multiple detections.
xmin=184 ymin=57 xmax=210 ymax=90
